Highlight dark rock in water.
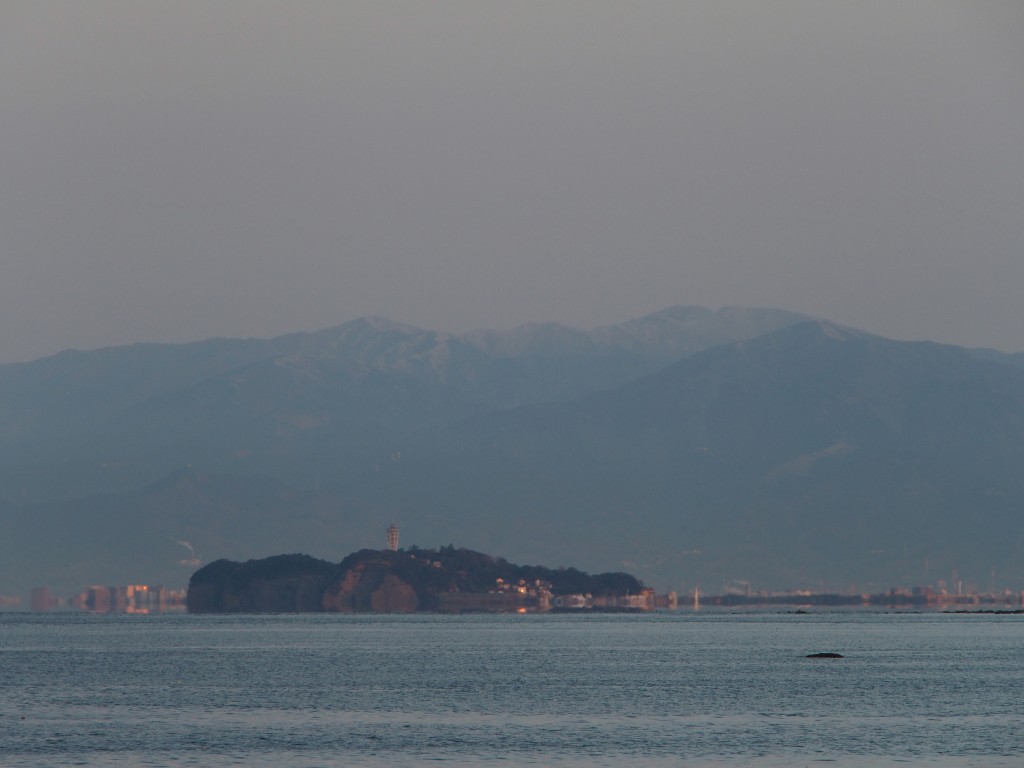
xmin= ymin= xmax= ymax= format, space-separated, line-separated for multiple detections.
xmin=806 ymin=652 xmax=844 ymax=658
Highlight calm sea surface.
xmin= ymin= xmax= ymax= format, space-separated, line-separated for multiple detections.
xmin=1 ymin=611 xmax=1022 ymax=767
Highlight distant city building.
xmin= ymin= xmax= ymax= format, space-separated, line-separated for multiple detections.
xmin=387 ymin=522 xmax=399 ymax=551
xmin=31 ymin=586 xmax=55 ymax=612
xmin=68 ymin=584 xmax=186 ymax=613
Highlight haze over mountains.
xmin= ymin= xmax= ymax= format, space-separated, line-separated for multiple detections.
xmin=3 ymin=305 xmax=1024 ymax=598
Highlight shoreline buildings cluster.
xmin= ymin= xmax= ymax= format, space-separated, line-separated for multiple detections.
xmin=28 ymin=584 xmax=186 ymax=614
xmin=436 ymin=577 xmax=679 ymax=613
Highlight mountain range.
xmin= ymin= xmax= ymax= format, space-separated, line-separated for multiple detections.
xmin=2 ymin=305 xmax=1023 ymax=598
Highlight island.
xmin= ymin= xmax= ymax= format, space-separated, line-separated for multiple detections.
xmin=186 ymin=546 xmax=668 ymax=613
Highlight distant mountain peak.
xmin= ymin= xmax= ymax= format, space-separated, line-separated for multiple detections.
xmin=336 ymin=316 xmax=431 ymax=336
xmin=590 ymin=305 xmax=811 ymax=360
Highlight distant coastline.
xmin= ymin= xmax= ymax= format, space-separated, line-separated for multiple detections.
xmin=14 ymin=576 xmax=1019 ymax=615
xmin=707 ymin=587 xmax=1024 ymax=610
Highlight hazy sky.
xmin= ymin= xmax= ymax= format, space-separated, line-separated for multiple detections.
xmin=2 ymin=1 xmax=1023 ymax=363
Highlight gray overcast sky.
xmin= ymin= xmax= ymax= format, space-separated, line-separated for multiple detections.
xmin=2 ymin=1 xmax=1023 ymax=363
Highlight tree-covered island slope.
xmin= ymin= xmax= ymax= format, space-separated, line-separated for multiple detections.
xmin=187 ymin=547 xmax=644 ymax=613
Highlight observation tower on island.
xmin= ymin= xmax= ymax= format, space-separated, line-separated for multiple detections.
xmin=387 ymin=523 xmax=399 ymax=551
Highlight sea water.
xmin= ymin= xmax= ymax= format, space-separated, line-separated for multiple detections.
xmin=1 ymin=611 xmax=1022 ymax=767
